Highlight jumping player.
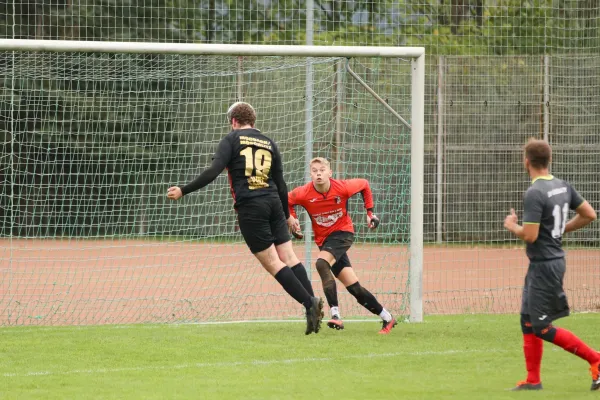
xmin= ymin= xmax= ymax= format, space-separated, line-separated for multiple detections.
xmin=167 ymin=102 xmax=323 ymax=335
xmin=288 ymin=157 xmax=397 ymax=334
xmin=504 ymin=138 xmax=599 ymax=391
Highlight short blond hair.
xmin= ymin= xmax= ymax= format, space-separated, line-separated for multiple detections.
xmin=310 ymin=157 xmax=331 ymax=168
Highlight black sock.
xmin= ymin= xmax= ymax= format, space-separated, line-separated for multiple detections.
xmin=323 ymin=280 xmax=339 ymax=308
xmin=275 ymin=266 xmax=313 ymax=309
xmin=315 ymin=258 xmax=338 ymax=307
xmin=347 ymin=282 xmax=383 ymax=315
xmin=291 ymin=263 xmax=315 ymax=297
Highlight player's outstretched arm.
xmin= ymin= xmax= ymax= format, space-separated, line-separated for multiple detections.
xmin=166 ymin=137 xmax=231 ymax=201
xmin=166 ymin=159 xmax=227 ymax=200
xmin=167 ymin=158 xmax=228 ymax=200
xmin=565 ymin=201 xmax=597 ymax=233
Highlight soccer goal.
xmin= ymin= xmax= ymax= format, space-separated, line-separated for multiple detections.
xmin=0 ymin=39 xmax=425 ymax=325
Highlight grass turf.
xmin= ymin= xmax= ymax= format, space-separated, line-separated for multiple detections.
xmin=1 ymin=314 xmax=600 ymax=399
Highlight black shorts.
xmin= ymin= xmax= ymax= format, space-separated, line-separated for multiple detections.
xmin=521 ymin=258 xmax=570 ymax=324
xmin=237 ymin=196 xmax=290 ymax=254
xmin=319 ymin=231 xmax=354 ymax=277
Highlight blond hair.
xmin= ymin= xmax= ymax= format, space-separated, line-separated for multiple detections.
xmin=310 ymin=157 xmax=331 ymax=168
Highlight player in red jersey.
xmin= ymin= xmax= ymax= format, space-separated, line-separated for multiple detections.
xmin=288 ymin=157 xmax=397 ymax=334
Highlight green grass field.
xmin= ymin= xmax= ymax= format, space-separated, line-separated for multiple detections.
xmin=2 ymin=314 xmax=600 ymax=399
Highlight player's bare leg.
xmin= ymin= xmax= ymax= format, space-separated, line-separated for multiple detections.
xmin=337 ymin=267 xmax=397 ymax=334
xmin=316 ymin=251 xmax=344 ymax=330
xmin=254 ymin=244 xmax=323 ymax=334
xmin=276 ymin=241 xmax=315 ymax=296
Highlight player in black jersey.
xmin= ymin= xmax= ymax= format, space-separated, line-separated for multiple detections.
xmin=167 ymin=102 xmax=323 ymax=334
xmin=504 ymin=138 xmax=599 ymax=391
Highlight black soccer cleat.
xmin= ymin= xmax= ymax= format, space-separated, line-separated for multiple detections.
xmin=327 ymin=315 xmax=345 ymax=330
xmin=305 ymin=296 xmax=324 ymax=335
xmin=378 ymin=317 xmax=398 ymax=334
xmin=590 ymin=361 xmax=600 ymax=391
xmin=511 ymin=381 xmax=543 ymax=391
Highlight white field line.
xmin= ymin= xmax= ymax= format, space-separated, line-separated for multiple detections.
xmin=1 ymin=348 xmax=507 ymax=378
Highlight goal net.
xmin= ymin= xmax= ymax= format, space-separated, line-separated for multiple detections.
xmin=0 ymin=41 xmax=424 ymax=325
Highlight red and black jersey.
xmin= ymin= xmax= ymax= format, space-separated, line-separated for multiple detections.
xmin=288 ymin=178 xmax=374 ymax=246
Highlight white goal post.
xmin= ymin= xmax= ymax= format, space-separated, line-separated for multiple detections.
xmin=0 ymin=39 xmax=425 ymax=324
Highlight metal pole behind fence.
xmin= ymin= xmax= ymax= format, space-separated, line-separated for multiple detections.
xmin=437 ymin=56 xmax=444 ymax=243
xmin=304 ymin=0 xmax=315 ymax=272
xmin=543 ymin=55 xmax=550 ymax=142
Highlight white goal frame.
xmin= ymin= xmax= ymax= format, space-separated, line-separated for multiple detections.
xmin=0 ymin=39 xmax=425 ymax=323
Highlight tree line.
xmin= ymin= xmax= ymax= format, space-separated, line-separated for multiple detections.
xmin=1 ymin=0 xmax=598 ymax=54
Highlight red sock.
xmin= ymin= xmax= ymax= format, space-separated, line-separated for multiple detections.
xmin=553 ymin=327 xmax=600 ymax=365
xmin=523 ymin=333 xmax=543 ymax=383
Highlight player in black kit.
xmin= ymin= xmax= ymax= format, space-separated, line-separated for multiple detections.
xmin=504 ymin=138 xmax=599 ymax=391
xmin=167 ymin=102 xmax=323 ymax=334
